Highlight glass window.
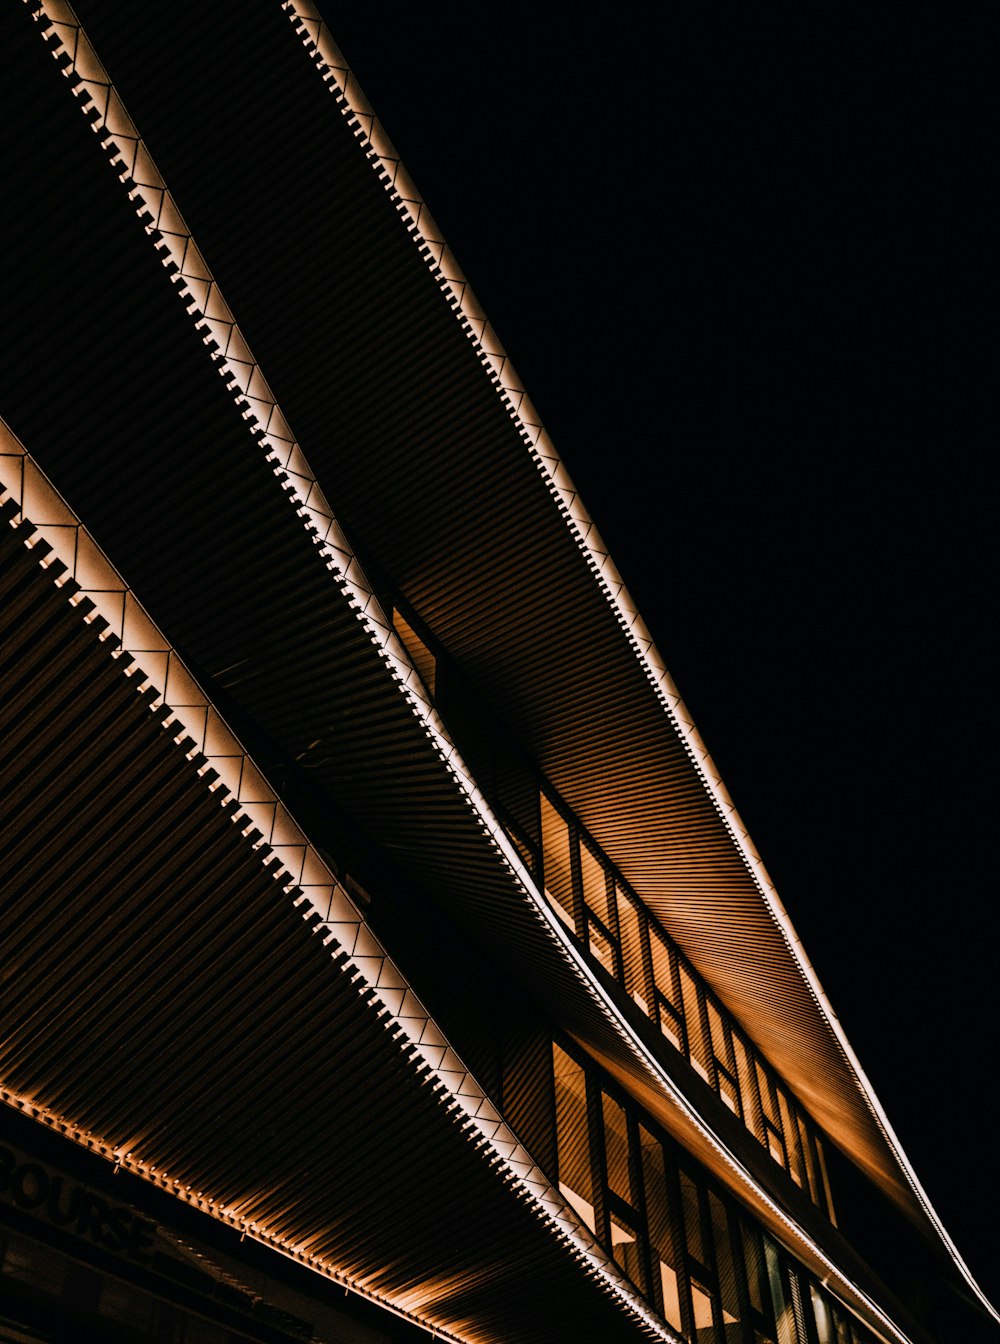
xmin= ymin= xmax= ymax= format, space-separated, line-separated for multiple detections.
xmin=680 ymin=965 xmax=714 ymax=1085
xmin=690 ymin=1277 xmax=719 ymax=1343
xmin=756 ymin=1063 xmax=786 ymax=1167
xmin=618 ymin=887 xmax=651 ymax=1015
xmin=707 ymin=1000 xmax=734 ymax=1073
xmin=709 ymin=1192 xmax=741 ymax=1333
xmin=580 ymin=839 xmax=612 ymax=929
xmin=814 ymin=1134 xmax=837 ymax=1226
xmin=734 ymin=1033 xmax=765 ymax=1142
xmin=797 ymin=1112 xmax=822 ymax=1206
xmin=777 ymin=1089 xmax=807 ymax=1190
xmin=764 ymin=1237 xmax=800 ymax=1344
xmin=648 ymin=929 xmax=685 ymax=1051
xmin=679 ymin=1168 xmax=707 ymax=1267
xmin=536 ymin=779 xmax=844 ymax=1228
xmin=540 ymin=794 xmax=576 ymax=931
xmin=609 ymin=1210 xmax=646 ymax=1291
xmin=766 ymin=1126 xmax=786 ymax=1169
xmin=830 ymin=1301 xmax=853 ymax=1344
xmin=602 ymin=1091 xmax=633 ymax=1204
xmin=756 ymin=1060 xmax=780 ymax=1127
xmin=717 ymin=1067 xmax=741 ymax=1116
xmin=548 ymin=1036 xmax=844 ymax=1337
xmin=809 ymin=1284 xmax=836 ymax=1344
xmin=657 ymin=997 xmax=685 ymax=1054
xmin=587 ymin=916 xmax=617 ymax=978
xmin=649 ymin=927 xmax=681 ymax=1013
xmin=741 ymin=1221 xmax=766 ymax=1315
xmin=639 ymin=1126 xmax=683 ymax=1331
xmin=553 ymin=1043 xmax=596 ymax=1231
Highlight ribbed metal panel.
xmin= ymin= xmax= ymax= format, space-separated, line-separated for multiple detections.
xmin=7 ymin=8 xmax=989 ymax=1336
xmin=1 ymin=510 xmax=668 ymax=1343
xmin=45 ymin=0 xmax=915 ymax=1219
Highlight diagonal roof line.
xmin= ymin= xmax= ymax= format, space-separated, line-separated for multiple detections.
xmin=0 ymin=419 xmax=672 ymax=1342
xmin=20 ymin=0 xmax=992 ymax=1326
xmin=0 ymin=433 xmax=912 ymax=1344
xmin=277 ymin=1 xmax=998 ymax=1323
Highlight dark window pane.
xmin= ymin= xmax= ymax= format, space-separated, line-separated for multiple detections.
xmin=639 ymin=1126 xmax=683 ymax=1331
xmin=709 ymin=1192 xmax=741 ymax=1333
xmin=618 ymin=888 xmax=651 ymax=1015
xmin=690 ymin=1277 xmax=719 ymax=1343
xmin=649 ymin=927 xmax=681 ymax=1014
xmin=764 ymin=1237 xmax=799 ymax=1344
xmin=680 ymin=965 xmax=713 ymax=1084
xmin=588 ymin=916 xmax=617 ymax=979
xmin=580 ymin=839 xmax=611 ymax=928
xmin=553 ymin=1043 xmax=596 ymax=1231
xmin=609 ymin=1210 xmax=646 ymax=1291
xmin=810 ymin=1284 xmax=836 ymax=1344
xmin=814 ymin=1134 xmax=837 ymax=1226
xmin=798 ymin=1113 xmax=822 ymax=1206
xmin=741 ymin=1221 xmax=766 ymax=1314
xmin=680 ymin=1168 xmax=707 ymax=1266
xmin=778 ymin=1089 xmax=807 ymax=1189
xmin=602 ymin=1091 xmax=633 ymax=1204
xmin=541 ymin=794 xmax=576 ymax=931
xmin=831 ymin=1301 xmax=852 ymax=1344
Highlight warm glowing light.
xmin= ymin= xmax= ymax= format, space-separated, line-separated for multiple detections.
xmin=0 ymin=421 xmax=666 ymax=1339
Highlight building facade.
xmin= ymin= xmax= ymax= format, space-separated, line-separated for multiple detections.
xmin=1 ymin=4 xmax=995 ymax=1343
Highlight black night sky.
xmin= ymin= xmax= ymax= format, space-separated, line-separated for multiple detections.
xmin=327 ymin=8 xmax=995 ymax=1309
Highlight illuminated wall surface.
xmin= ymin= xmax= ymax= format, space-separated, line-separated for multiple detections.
xmin=0 ymin=4 xmax=995 ymax=1343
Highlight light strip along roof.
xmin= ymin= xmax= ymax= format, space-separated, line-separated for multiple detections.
xmin=4 ymin=15 xmax=913 ymax=1334
xmin=275 ymin=3 xmax=995 ymax=1320
xmin=0 ymin=423 xmax=672 ymax=1344
xmin=13 ymin=5 xmax=994 ymax=1333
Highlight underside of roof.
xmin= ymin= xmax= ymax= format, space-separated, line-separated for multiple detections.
xmin=0 ymin=463 xmax=674 ymax=1343
xmin=3 ymin=0 xmax=994 ymax=1334
xmin=0 ymin=417 xmax=925 ymax=1344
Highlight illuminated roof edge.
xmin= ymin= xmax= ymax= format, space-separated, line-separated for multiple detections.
xmin=277 ymin=0 xmax=996 ymax=1322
